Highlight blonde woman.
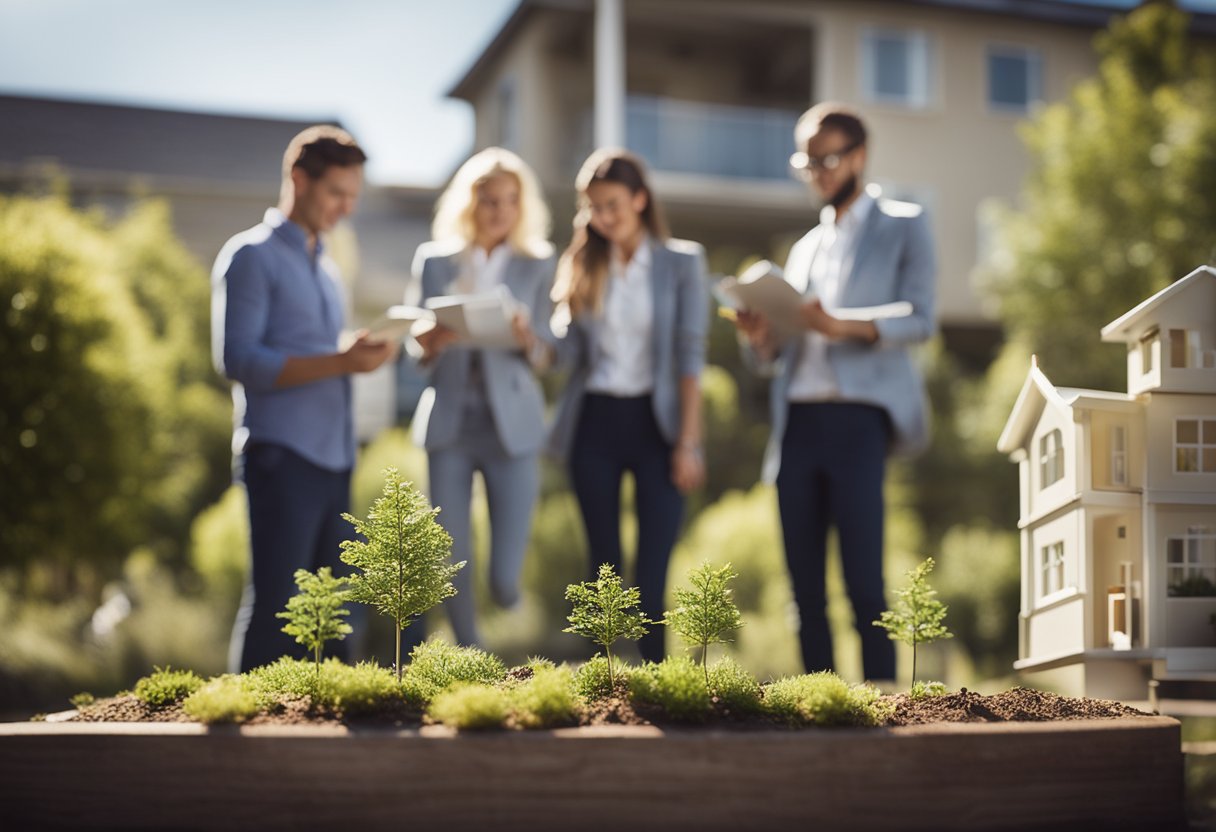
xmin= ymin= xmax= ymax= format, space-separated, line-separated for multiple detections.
xmin=548 ymin=148 xmax=709 ymax=663
xmin=408 ymin=147 xmax=555 ymax=648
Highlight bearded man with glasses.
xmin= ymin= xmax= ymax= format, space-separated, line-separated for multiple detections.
xmin=732 ymin=102 xmax=937 ymax=685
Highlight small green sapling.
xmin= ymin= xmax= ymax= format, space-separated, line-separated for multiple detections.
xmin=277 ymin=566 xmax=352 ymax=678
xmin=873 ymin=557 xmax=953 ymax=686
xmin=340 ymin=468 xmax=463 ymax=681
xmin=662 ymin=561 xmax=743 ymax=685
xmin=564 ymin=563 xmax=651 ymax=689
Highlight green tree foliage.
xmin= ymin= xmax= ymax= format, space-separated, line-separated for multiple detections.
xmin=340 ymin=468 xmax=462 ymax=680
xmin=662 ymin=562 xmax=743 ymax=683
xmin=564 ymin=564 xmax=652 ymax=689
xmin=277 ymin=567 xmax=353 ymax=677
xmin=981 ymin=3 xmax=1216 ymax=393
xmin=874 ymin=558 xmax=953 ymax=686
xmin=0 ymin=194 xmax=229 ymax=587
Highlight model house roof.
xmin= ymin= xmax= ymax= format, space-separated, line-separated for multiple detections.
xmin=1100 ymin=265 xmax=1216 ymax=343
xmin=997 ymin=357 xmax=1136 ymax=453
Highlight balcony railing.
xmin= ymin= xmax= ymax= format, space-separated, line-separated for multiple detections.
xmin=626 ymin=95 xmax=799 ymax=181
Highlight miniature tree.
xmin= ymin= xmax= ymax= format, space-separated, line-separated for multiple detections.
xmin=277 ymin=567 xmax=352 ymax=679
xmin=340 ymin=468 xmax=463 ymax=681
xmin=663 ymin=561 xmax=743 ymax=685
xmin=873 ymin=557 xmax=953 ymax=686
xmin=564 ymin=563 xmax=652 ymax=689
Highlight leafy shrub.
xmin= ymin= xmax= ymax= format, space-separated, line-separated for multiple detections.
xmin=182 ymin=675 xmax=259 ymax=724
xmin=246 ymin=657 xmax=319 ymax=703
xmin=69 ymin=692 xmax=94 ymax=710
xmin=763 ymin=672 xmax=888 ymax=727
xmin=707 ymin=657 xmax=763 ymax=716
xmin=404 ymin=638 xmax=507 ymax=702
xmin=428 ymin=683 xmax=509 ymax=730
xmin=510 ymin=665 xmax=580 ymax=729
xmin=573 ymin=654 xmax=619 ymax=701
xmin=325 ymin=661 xmax=409 ymax=716
xmin=133 ymin=666 xmax=204 ymax=707
xmin=910 ymin=680 xmax=948 ymax=700
xmin=628 ymin=656 xmax=712 ymax=722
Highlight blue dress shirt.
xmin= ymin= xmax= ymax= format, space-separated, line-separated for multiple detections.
xmin=211 ymin=208 xmax=354 ymax=471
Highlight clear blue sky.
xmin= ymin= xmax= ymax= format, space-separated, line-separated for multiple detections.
xmin=3 ymin=0 xmax=1214 ymax=186
xmin=0 ymin=0 xmax=518 ymax=186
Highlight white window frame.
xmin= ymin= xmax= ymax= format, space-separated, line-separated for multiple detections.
xmin=1111 ymin=424 xmax=1128 ymax=487
xmin=1166 ymin=527 xmax=1216 ymax=594
xmin=1173 ymin=416 xmax=1216 ymax=474
xmin=1039 ymin=541 xmax=1066 ymax=600
xmin=1168 ymin=328 xmax=1204 ymax=369
xmin=985 ymin=44 xmax=1043 ymax=113
xmin=860 ymin=27 xmax=935 ymax=109
xmin=1039 ymin=428 xmax=1064 ymax=489
xmin=1139 ymin=329 xmax=1157 ymax=376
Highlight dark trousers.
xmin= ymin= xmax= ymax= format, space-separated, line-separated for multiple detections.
xmin=569 ymin=393 xmax=684 ymax=664
xmin=776 ymin=402 xmax=896 ymax=681
xmin=230 ymin=443 xmax=357 ymax=673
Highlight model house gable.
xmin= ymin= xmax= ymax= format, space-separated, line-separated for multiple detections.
xmin=1101 ymin=266 xmax=1216 ymax=397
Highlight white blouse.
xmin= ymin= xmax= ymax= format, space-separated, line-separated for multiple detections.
xmin=586 ymin=239 xmax=654 ymax=396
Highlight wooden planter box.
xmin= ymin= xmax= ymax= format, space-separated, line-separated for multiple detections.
xmin=0 ymin=716 xmax=1182 ymax=831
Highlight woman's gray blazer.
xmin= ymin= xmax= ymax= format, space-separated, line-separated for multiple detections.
xmin=409 ymin=240 xmax=556 ymax=457
xmin=546 ymin=237 xmax=709 ymax=462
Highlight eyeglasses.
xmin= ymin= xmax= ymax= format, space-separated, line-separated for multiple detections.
xmin=789 ymin=141 xmax=863 ymax=175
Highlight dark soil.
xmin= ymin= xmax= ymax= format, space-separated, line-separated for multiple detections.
xmin=64 ymin=686 xmax=1149 ymax=729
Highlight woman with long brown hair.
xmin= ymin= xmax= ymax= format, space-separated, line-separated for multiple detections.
xmin=548 ymin=148 xmax=709 ymax=663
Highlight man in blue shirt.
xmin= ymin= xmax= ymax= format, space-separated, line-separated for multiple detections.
xmin=211 ymin=126 xmax=396 ymax=672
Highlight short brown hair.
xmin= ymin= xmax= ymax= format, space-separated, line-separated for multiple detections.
xmin=794 ymin=102 xmax=867 ymax=152
xmin=282 ymin=125 xmax=367 ymax=181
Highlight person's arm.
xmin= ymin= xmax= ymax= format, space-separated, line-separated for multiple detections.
xmin=403 ymin=247 xmax=458 ymax=370
xmin=274 ymin=335 xmax=396 ymax=387
xmin=214 ymin=245 xmax=287 ymax=392
xmin=671 ymin=245 xmax=710 ymax=493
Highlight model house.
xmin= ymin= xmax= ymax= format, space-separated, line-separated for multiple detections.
xmin=998 ymin=265 xmax=1216 ymax=699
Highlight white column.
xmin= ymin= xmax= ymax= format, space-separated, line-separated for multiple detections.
xmin=594 ymin=0 xmax=626 ymax=149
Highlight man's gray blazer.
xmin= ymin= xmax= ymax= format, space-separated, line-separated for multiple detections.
xmin=409 ymin=240 xmax=556 ymax=457
xmin=546 ymin=237 xmax=709 ymax=462
xmin=760 ymin=187 xmax=937 ymax=483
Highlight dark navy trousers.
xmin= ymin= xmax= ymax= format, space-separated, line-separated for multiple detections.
xmin=569 ymin=393 xmax=684 ymax=664
xmin=776 ymin=402 xmax=896 ymax=681
xmin=230 ymin=442 xmax=358 ymax=673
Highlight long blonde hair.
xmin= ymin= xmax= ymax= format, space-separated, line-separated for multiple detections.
xmin=552 ymin=148 xmax=669 ymax=317
xmin=431 ymin=147 xmax=553 ymax=258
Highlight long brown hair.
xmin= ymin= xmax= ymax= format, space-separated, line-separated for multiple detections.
xmin=552 ymin=148 xmax=669 ymax=317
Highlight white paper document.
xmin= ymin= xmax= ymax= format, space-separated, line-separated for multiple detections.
xmin=365 ymin=305 xmax=434 ymax=342
xmin=424 ymin=286 xmax=521 ymax=349
xmin=715 ymin=260 xmax=806 ymax=342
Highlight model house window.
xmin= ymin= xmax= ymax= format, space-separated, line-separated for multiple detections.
xmin=1174 ymin=418 xmax=1216 ymax=473
xmin=1139 ymin=329 xmax=1156 ymax=376
xmin=861 ymin=28 xmax=933 ymax=108
xmin=1040 ymin=541 xmax=1066 ymax=597
xmin=987 ymin=46 xmax=1042 ymax=112
xmin=1166 ymin=527 xmax=1216 ymax=595
xmin=1038 ymin=429 xmax=1063 ymax=488
xmin=1168 ymin=328 xmax=1206 ymax=369
xmin=1111 ymin=424 xmax=1127 ymax=486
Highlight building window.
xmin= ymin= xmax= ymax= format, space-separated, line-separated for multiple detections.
xmin=1039 ymin=428 xmax=1064 ymax=488
xmin=1174 ymin=418 xmax=1216 ymax=473
xmin=496 ymin=78 xmax=518 ymax=150
xmin=861 ymin=28 xmax=934 ymax=108
xmin=1111 ymin=424 xmax=1127 ymax=486
xmin=987 ymin=46 xmax=1042 ymax=112
xmin=1167 ymin=527 xmax=1216 ymax=595
xmin=1040 ymin=541 xmax=1066 ymax=598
